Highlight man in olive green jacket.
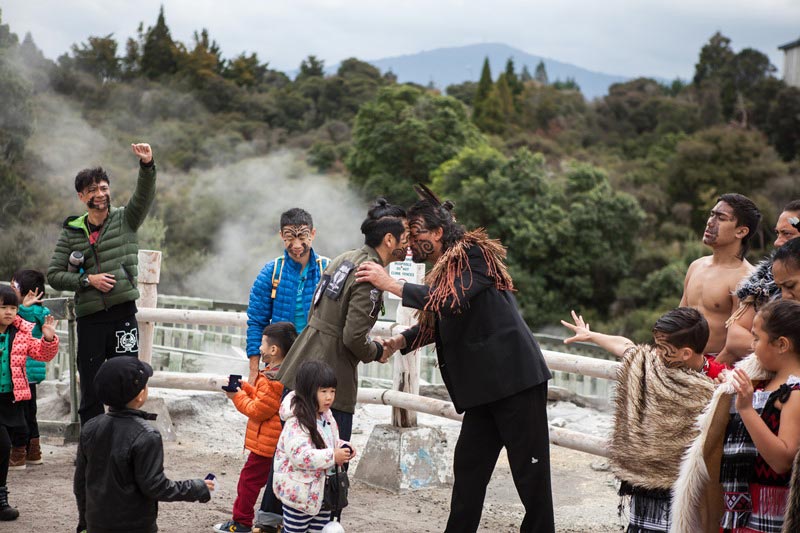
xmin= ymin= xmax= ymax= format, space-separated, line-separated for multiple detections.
xmin=276 ymin=199 xmax=409 ymax=442
xmin=48 ymin=143 xmax=156 ymax=424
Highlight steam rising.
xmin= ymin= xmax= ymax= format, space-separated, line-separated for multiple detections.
xmin=24 ymin=92 xmax=366 ymax=303
xmin=180 ymin=153 xmax=366 ymax=301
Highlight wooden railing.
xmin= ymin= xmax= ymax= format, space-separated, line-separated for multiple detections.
xmin=15 ymin=251 xmax=618 ymax=456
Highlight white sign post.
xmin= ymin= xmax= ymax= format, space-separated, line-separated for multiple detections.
xmin=388 ymin=254 xmax=425 ymax=427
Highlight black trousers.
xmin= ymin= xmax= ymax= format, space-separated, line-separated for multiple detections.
xmin=445 ymin=383 xmax=555 ymax=533
xmin=77 ymin=314 xmax=139 ymax=425
xmin=0 ymin=424 xmax=9 ymax=486
xmin=10 ymin=384 xmax=39 ymax=447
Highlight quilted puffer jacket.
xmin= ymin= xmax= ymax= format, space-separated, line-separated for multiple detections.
xmin=3 ymin=315 xmax=59 ymax=401
xmin=232 ymin=370 xmax=284 ymax=457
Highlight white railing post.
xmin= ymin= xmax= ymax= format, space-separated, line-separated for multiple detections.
xmin=137 ymin=250 xmax=162 ymax=364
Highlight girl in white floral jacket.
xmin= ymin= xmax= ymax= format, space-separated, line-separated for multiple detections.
xmin=273 ymin=361 xmax=355 ymax=532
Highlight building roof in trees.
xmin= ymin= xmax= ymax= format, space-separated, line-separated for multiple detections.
xmin=779 ymin=37 xmax=800 ymax=51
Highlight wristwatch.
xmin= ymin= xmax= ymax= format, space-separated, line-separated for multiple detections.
xmin=80 ymin=275 xmax=91 ymax=289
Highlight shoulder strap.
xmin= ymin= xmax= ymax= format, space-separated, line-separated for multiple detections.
xmin=317 ymin=257 xmax=329 ymax=277
xmin=270 ymin=256 xmax=285 ymax=299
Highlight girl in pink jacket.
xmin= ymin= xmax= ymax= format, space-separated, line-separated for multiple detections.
xmin=273 ymin=361 xmax=355 ymax=532
xmin=0 ymin=285 xmax=59 ymax=521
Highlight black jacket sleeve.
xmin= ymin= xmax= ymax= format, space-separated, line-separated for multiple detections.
xmin=74 ymin=437 xmax=88 ymax=532
xmin=132 ymin=431 xmax=211 ymax=503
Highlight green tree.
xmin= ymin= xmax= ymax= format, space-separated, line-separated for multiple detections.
xmin=446 ymin=81 xmax=477 ymax=107
xmin=181 ymin=29 xmax=223 ymax=84
xmin=224 ymin=52 xmax=268 ymax=87
xmin=435 ymin=147 xmax=643 ymax=322
xmin=552 ymin=78 xmax=579 ymax=91
xmin=520 ymin=65 xmax=533 ymax=82
xmin=347 ymin=85 xmax=482 ymax=205
xmin=121 ymin=23 xmax=144 ymax=79
xmin=504 ymin=57 xmax=522 ymax=95
xmin=141 ymin=6 xmax=178 ymax=79
xmin=666 ymin=126 xmax=787 ymax=229
xmin=766 ymin=86 xmax=800 ymax=161
xmin=316 ymin=58 xmax=384 ymax=122
xmin=472 ymin=57 xmax=493 ymax=126
xmin=71 ymin=34 xmax=120 ymax=81
xmin=693 ymin=32 xmax=734 ymax=86
xmin=534 ymin=60 xmax=548 ymax=85
xmin=297 ymin=55 xmax=324 ymax=81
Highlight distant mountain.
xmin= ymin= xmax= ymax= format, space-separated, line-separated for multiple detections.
xmin=328 ymin=43 xmax=641 ymax=100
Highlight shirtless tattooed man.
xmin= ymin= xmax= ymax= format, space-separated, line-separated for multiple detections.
xmin=680 ymin=193 xmax=761 ymax=366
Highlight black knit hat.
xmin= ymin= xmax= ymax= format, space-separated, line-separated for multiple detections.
xmin=94 ymin=356 xmax=153 ymax=408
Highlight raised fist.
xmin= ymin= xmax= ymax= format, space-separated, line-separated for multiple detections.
xmin=131 ymin=143 xmax=153 ymax=164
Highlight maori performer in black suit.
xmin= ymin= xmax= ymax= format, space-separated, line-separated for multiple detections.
xmin=355 ymin=185 xmax=554 ymax=533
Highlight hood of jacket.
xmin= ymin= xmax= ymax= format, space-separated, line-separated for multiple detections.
xmin=280 ymin=390 xmax=296 ymax=422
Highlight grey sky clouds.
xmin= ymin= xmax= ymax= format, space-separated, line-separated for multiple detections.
xmin=3 ymin=0 xmax=799 ymax=80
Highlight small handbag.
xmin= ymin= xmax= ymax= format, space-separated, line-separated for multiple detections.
xmin=322 ymin=465 xmax=350 ymax=511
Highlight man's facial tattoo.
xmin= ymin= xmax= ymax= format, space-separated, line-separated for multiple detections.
xmin=409 ymin=220 xmax=435 ymax=263
xmin=390 ymin=228 xmax=410 ymax=261
xmin=87 ymin=194 xmax=110 ymax=210
xmin=282 ymin=225 xmax=312 ymax=257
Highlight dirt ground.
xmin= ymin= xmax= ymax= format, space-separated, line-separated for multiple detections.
xmin=9 ymin=387 xmax=624 ymax=533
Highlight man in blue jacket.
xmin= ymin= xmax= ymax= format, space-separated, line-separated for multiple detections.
xmin=246 ymin=208 xmax=329 ymax=384
xmin=245 ymin=208 xmax=329 ymax=532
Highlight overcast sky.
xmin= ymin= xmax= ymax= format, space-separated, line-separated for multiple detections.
xmin=3 ymin=0 xmax=799 ymax=80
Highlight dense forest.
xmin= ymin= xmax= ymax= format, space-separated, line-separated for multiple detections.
xmin=1 ymin=7 xmax=799 ymax=340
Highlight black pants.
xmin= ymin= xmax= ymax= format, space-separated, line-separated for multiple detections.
xmin=0 ymin=425 xmax=9 ymax=486
xmin=445 ymin=383 xmax=554 ymax=533
xmin=77 ymin=314 xmax=139 ymax=425
xmin=10 ymin=384 xmax=39 ymax=447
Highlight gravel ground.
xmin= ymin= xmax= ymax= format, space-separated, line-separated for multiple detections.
xmin=8 ymin=386 xmax=624 ymax=532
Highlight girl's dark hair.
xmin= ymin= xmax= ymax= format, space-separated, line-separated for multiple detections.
xmin=12 ymin=269 xmax=46 ymax=297
xmin=652 ymin=307 xmax=709 ymax=353
xmin=360 ymin=198 xmax=406 ymax=248
xmin=262 ymin=322 xmax=298 ymax=355
xmin=757 ymin=299 xmax=800 ymax=355
xmin=407 ymin=198 xmax=465 ymax=250
xmin=774 ymin=237 xmax=800 ymax=272
xmin=291 ymin=360 xmax=337 ymax=449
xmin=0 ymin=286 xmax=20 ymax=306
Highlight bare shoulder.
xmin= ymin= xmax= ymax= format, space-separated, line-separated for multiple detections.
xmin=738 ymin=259 xmax=755 ymax=275
xmin=686 ymin=255 xmax=711 ymax=274
xmin=726 ymin=260 xmax=755 ymax=290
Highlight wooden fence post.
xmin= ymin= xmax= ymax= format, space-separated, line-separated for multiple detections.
xmin=137 ymin=250 xmax=162 ymax=364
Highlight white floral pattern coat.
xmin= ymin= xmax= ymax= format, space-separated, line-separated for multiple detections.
xmin=272 ymin=392 xmax=349 ymax=515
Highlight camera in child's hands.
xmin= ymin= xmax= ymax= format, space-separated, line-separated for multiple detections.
xmin=221 ymin=374 xmax=242 ymax=393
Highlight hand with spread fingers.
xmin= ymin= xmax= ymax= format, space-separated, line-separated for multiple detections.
xmin=560 ymin=310 xmax=593 ymax=344
xmin=42 ymin=315 xmax=57 ymax=342
xmin=22 ymin=288 xmax=45 ymax=307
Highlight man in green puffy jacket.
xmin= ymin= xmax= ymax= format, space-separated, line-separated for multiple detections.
xmin=47 ymin=143 xmax=156 ymax=425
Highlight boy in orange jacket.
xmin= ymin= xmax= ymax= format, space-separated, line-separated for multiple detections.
xmin=213 ymin=322 xmax=297 ymax=533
